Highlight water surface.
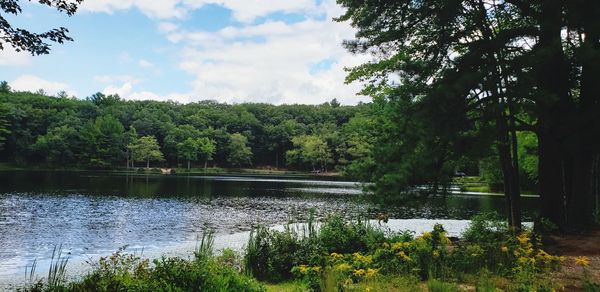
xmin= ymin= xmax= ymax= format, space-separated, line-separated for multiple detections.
xmin=0 ymin=170 xmax=537 ymax=285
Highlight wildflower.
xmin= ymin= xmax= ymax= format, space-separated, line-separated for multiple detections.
xmin=335 ymin=263 xmax=352 ymax=272
xmin=353 ymin=269 xmax=366 ymax=277
xmin=366 ymin=268 xmax=379 ymax=277
xmin=397 ymin=251 xmax=412 ymax=261
xmin=330 ymin=252 xmax=343 ymax=260
xmin=344 ymin=278 xmax=353 ymax=286
xmin=382 ymin=242 xmax=390 ymax=249
xmin=365 ymin=287 xmax=372 ymax=292
xmin=298 ymin=265 xmax=309 ymax=274
xmin=391 ymin=242 xmax=403 ymax=250
xmin=432 ymin=250 xmax=440 ymax=258
xmin=312 ymin=266 xmax=322 ymax=272
xmin=501 ymin=246 xmax=509 ymax=253
xmin=517 ymin=233 xmax=530 ymax=245
xmin=575 ymin=256 xmax=590 ymax=267
xmin=421 ymin=231 xmax=432 ymax=239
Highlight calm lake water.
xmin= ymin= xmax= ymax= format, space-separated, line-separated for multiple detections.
xmin=0 ymin=170 xmax=538 ymax=285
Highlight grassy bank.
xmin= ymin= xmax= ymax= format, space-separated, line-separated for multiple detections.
xmin=20 ymin=214 xmax=598 ymax=291
xmin=0 ymin=163 xmax=342 ymax=179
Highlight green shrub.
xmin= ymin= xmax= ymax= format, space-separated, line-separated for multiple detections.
xmin=317 ymin=216 xmax=385 ymax=254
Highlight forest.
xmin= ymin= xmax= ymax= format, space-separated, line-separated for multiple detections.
xmin=0 ymin=84 xmax=373 ymax=174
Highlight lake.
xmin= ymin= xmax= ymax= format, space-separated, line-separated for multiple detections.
xmin=0 ymin=170 xmax=538 ymax=286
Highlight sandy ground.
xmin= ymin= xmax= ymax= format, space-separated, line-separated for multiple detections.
xmin=546 ymin=230 xmax=600 ymax=291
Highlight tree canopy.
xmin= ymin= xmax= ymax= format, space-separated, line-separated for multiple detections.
xmin=336 ymin=0 xmax=600 ymax=231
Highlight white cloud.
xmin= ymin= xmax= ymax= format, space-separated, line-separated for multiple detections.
xmin=80 ymin=0 xmax=185 ymax=19
xmin=102 ymin=82 xmax=191 ymax=102
xmin=0 ymin=46 xmax=32 ymax=66
xmin=10 ymin=75 xmax=78 ymax=96
xmin=158 ymin=22 xmax=178 ymax=33
xmin=80 ymin=0 xmax=322 ymax=22
xmin=138 ymin=59 xmax=155 ymax=68
xmin=167 ymin=3 xmax=368 ymax=104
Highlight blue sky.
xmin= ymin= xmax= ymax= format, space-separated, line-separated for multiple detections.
xmin=0 ymin=0 xmax=368 ymax=104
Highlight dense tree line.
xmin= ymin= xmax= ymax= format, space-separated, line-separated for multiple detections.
xmin=0 ymin=86 xmax=373 ymax=173
xmin=337 ymin=0 xmax=600 ymax=231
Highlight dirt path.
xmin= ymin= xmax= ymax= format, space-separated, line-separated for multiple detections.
xmin=546 ymin=230 xmax=600 ymax=291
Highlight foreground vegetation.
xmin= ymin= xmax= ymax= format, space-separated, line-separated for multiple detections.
xmin=21 ymin=214 xmax=598 ymax=291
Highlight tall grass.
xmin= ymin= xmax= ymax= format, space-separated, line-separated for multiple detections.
xmin=195 ymin=228 xmax=215 ymax=260
xmin=47 ymin=245 xmax=69 ymax=287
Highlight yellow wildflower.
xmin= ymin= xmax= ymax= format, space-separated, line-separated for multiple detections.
xmin=298 ymin=265 xmax=309 ymax=274
xmin=335 ymin=263 xmax=352 ymax=272
xmin=575 ymin=256 xmax=590 ymax=267
xmin=382 ymin=242 xmax=390 ymax=249
xmin=391 ymin=242 xmax=403 ymax=250
xmin=397 ymin=251 xmax=412 ymax=261
xmin=501 ymin=246 xmax=509 ymax=253
xmin=330 ymin=252 xmax=343 ymax=260
xmin=365 ymin=288 xmax=371 ymax=292
xmin=517 ymin=233 xmax=530 ymax=245
xmin=421 ymin=231 xmax=432 ymax=239
xmin=353 ymin=269 xmax=366 ymax=277
xmin=433 ymin=250 xmax=440 ymax=258
xmin=366 ymin=268 xmax=379 ymax=278
xmin=312 ymin=266 xmax=322 ymax=272
xmin=344 ymin=278 xmax=353 ymax=286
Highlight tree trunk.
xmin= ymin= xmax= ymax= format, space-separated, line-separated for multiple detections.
xmin=275 ymin=152 xmax=279 ymax=169
xmin=187 ymin=160 xmax=190 ymax=170
xmin=535 ymin=0 xmax=572 ymax=230
xmin=204 ymin=158 xmax=208 ymax=169
xmin=146 ymin=159 xmax=150 ymax=169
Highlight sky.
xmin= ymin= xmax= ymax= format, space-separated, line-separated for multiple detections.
xmin=0 ymin=0 xmax=371 ymax=105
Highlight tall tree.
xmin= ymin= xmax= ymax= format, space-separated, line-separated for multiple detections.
xmin=93 ymin=115 xmax=125 ymax=167
xmin=130 ymin=135 xmax=164 ymax=169
xmin=227 ymin=133 xmax=252 ymax=167
xmin=197 ymin=137 xmax=216 ymax=169
xmin=177 ymin=137 xmax=198 ymax=170
xmin=336 ymin=0 xmax=600 ymax=231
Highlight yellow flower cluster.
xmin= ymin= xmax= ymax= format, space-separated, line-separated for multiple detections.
xmin=352 ymin=252 xmax=373 ymax=264
xmin=296 ymin=264 xmax=322 ymax=274
xmin=298 ymin=265 xmax=309 ymax=274
xmin=517 ymin=232 xmax=530 ymax=245
xmin=353 ymin=269 xmax=366 ymax=277
xmin=575 ymin=256 xmax=590 ymax=267
xmin=396 ymin=251 xmax=412 ymax=262
xmin=334 ymin=262 xmax=352 ymax=272
xmin=365 ymin=268 xmax=379 ymax=277
xmin=390 ymin=241 xmax=412 ymax=251
xmin=330 ymin=252 xmax=343 ymax=260
xmin=420 ymin=231 xmax=432 ymax=239
xmin=352 ymin=268 xmax=379 ymax=278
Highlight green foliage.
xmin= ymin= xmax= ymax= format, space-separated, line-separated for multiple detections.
xmin=427 ymin=279 xmax=459 ymax=292
xmin=227 ymin=133 xmax=252 ymax=167
xmin=129 ymin=135 xmax=164 ymax=168
xmin=286 ymin=135 xmax=333 ymax=171
xmin=24 ymin=244 xmax=265 ymax=292
xmin=177 ymin=137 xmax=199 ymax=168
xmin=246 ymin=215 xmax=564 ymax=291
xmin=0 ymin=90 xmax=370 ymax=172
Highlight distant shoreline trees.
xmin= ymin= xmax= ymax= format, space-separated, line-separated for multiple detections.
xmin=0 ymin=90 xmax=369 ymax=173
